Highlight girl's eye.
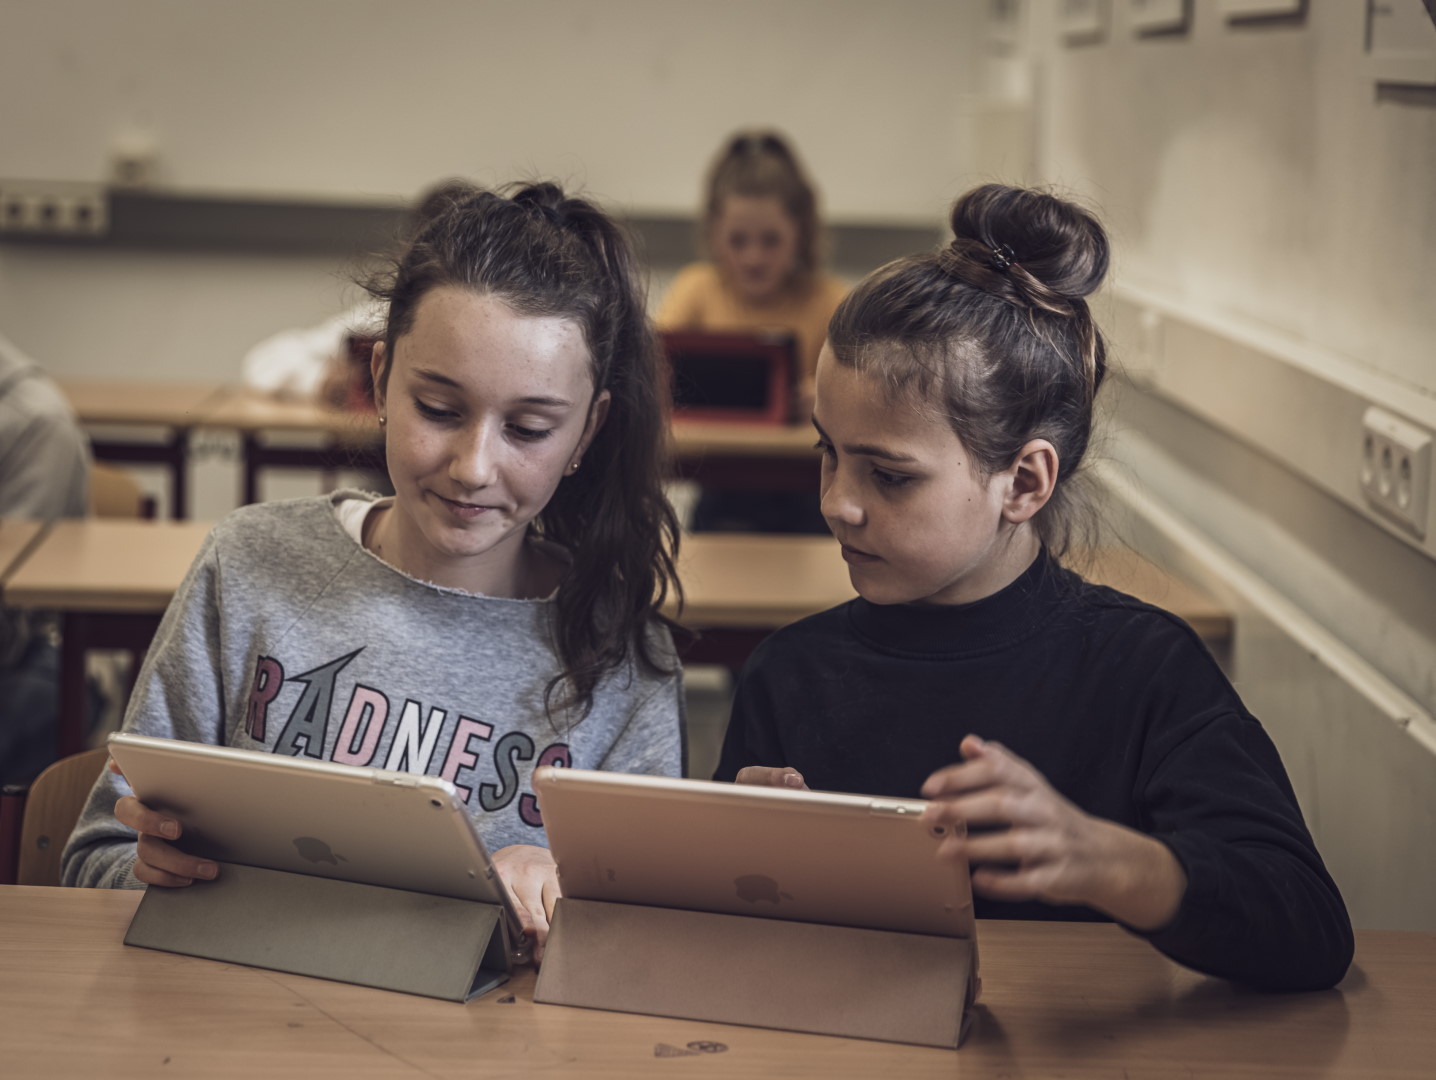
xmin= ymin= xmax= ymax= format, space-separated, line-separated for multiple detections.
xmin=873 ymin=469 xmax=914 ymax=490
xmin=415 ymin=399 xmax=457 ymax=422
xmin=813 ymin=439 xmax=835 ymax=458
xmin=509 ymin=424 xmax=553 ymax=442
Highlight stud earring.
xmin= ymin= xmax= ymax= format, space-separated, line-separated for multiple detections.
xmin=568 ymin=460 xmax=580 ymax=474
xmin=377 ymin=415 xmax=387 ymax=427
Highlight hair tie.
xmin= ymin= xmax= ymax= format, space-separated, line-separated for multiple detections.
xmin=989 ymin=243 xmax=1017 ymax=272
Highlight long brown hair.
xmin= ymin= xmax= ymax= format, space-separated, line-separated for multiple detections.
xmin=702 ymin=130 xmax=823 ymax=288
xmin=827 ymin=184 xmax=1110 ymax=558
xmin=367 ymin=181 xmax=682 ymax=720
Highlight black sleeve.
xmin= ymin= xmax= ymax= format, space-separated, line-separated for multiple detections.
xmin=1137 ymin=709 xmax=1354 ymax=991
xmin=711 ymin=643 xmax=791 ymax=782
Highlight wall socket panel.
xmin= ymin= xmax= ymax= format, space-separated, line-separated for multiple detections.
xmin=0 ymin=180 xmax=108 ymax=237
xmin=1360 ymin=406 xmax=1431 ymax=538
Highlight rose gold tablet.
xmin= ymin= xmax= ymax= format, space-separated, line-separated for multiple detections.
xmin=532 ymin=767 xmax=974 ymax=939
xmin=107 ymin=732 xmax=526 ymax=950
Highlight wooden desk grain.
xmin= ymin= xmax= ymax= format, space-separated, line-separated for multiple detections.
xmin=57 ymin=379 xmax=227 ymax=427
xmin=670 ymin=420 xmax=819 ymax=460
xmin=203 ymin=386 xmax=379 ymax=440
xmin=3 ymin=519 xmax=215 ymax=613
xmin=0 ymin=886 xmax=1428 ymax=1079
xmin=670 ymin=534 xmax=1233 ymax=644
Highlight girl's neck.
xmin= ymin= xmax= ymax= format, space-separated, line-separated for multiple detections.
xmin=919 ymin=526 xmax=1042 ymax=608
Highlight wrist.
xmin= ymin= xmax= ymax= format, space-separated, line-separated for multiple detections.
xmin=1087 ymin=822 xmax=1188 ymax=932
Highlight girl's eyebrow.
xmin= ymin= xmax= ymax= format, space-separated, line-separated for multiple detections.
xmin=811 ymin=417 xmax=918 ymax=464
xmin=412 ymin=368 xmax=573 ymax=409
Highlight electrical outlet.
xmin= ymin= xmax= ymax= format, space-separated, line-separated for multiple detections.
xmin=0 ymin=180 xmax=108 ymax=237
xmin=1360 ymin=406 xmax=1431 ymax=537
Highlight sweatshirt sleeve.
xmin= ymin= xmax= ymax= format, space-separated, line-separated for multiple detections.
xmin=1132 ymin=674 xmax=1354 ymax=990
xmin=61 ymin=530 xmax=229 ymax=889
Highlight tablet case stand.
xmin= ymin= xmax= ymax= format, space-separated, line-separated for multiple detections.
xmin=124 ymin=861 xmax=511 ymax=1001
xmin=534 ymin=898 xmax=977 ymax=1048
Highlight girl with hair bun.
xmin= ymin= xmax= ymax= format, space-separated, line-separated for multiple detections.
xmin=658 ymin=130 xmax=847 ymax=412
xmin=717 ymin=184 xmax=1353 ymax=992
xmin=65 ymin=181 xmax=686 ymax=962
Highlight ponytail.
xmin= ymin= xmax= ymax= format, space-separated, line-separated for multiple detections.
xmin=366 ymin=181 xmax=682 ymax=723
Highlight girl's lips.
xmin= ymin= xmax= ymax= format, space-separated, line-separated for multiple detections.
xmin=435 ymin=493 xmax=495 ymax=520
xmin=840 ymin=544 xmax=880 ymax=565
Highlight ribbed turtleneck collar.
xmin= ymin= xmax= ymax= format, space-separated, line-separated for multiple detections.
xmin=846 ymin=548 xmax=1072 ymax=659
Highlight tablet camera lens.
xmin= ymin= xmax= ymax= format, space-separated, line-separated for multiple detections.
xmin=931 ymin=825 xmax=946 ymax=837
xmin=430 ymin=799 xmax=442 ymax=808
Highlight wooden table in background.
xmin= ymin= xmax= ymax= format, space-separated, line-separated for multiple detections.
xmin=667 ymin=535 xmax=1232 ymax=669
xmin=2 ymin=519 xmax=1232 ymax=760
xmin=58 ymin=380 xmax=228 ymax=519
xmin=1 ymin=885 xmax=1429 ymax=1079
xmin=2 ymin=519 xmax=216 ymax=758
xmin=669 ymin=419 xmax=820 ymax=493
xmin=201 ymin=387 xmax=383 ymax=505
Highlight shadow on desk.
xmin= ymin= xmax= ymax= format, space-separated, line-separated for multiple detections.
xmin=974 ymin=940 xmax=1353 ymax=1074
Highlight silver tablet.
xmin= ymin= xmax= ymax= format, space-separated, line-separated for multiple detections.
xmin=533 ymin=767 xmax=975 ymax=939
xmin=107 ymin=732 xmax=527 ymax=953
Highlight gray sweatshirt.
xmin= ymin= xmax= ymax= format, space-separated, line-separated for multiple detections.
xmin=63 ymin=492 xmax=685 ymax=888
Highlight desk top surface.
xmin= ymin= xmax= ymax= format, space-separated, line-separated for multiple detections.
xmin=2 ymin=518 xmax=216 ymax=612
xmin=59 ymin=378 xmax=824 ymax=456
xmin=202 ymin=386 xmax=381 ymax=437
xmin=59 ymin=379 xmax=228 ymax=426
xmin=0 ymin=520 xmax=1231 ymax=641
xmin=0 ymin=886 xmax=1428 ymax=1079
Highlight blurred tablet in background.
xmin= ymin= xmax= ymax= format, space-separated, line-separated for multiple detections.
xmin=661 ymin=330 xmax=796 ymax=425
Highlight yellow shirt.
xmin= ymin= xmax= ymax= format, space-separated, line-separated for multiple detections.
xmin=655 ymin=263 xmax=848 ymax=385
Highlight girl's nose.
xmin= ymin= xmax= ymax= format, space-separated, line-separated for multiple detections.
xmin=820 ymin=468 xmax=864 ymax=527
xmin=449 ymin=423 xmax=499 ymax=490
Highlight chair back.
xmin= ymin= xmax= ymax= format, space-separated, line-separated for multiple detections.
xmin=90 ymin=463 xmax=157 ymax=519
xmin=17 ymin=747 xmax=109 ymax=886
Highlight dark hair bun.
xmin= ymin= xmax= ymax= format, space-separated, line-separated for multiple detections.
xmin=948 ymin=184 xmax=1109 ymax=301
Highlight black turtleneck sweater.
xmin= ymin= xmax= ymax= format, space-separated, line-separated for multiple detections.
xmin=713 ymin=553 xmax=1353 ymax=992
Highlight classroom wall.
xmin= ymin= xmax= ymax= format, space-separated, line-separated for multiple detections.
xmin=1024 ymin=0 xmax=1436 ymax=929
xmin=0 ymin=0 xmax=989 ymax=516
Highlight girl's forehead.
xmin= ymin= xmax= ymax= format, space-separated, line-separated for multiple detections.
xmin=399 ymin=288 xmax=593 ymax=390
xmin=716 ymin=194 xmax=792 ymax=228
xmin=817 ymin=360 xmax=962 ymax=453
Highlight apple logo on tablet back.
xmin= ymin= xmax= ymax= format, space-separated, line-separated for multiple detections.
xmin=734 ymin=874 xmax=793 ymax=904
xmin=293 ymin=837 xmax=347 ymax=865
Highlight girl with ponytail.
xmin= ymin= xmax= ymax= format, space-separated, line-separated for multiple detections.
xmin=718 ymin=184 xmax=1353 ymax=992
xmin=65 ymin=182 xmax=685 ymax=963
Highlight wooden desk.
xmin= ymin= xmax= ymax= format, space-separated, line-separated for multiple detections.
xmin=58 ymin=380 xmax=229 ymax=519
xmin=198 ymin=388 xmax=820 ymax=506
xmin=202 ymin=387 xmax=383 ymax=505
xmin=3 ymin=519 xmax=215 ymax=758
xmin=2 ymin=886 xmax=1429 ymax=1079
xmin=666 ymin=536 xmax=1233 ymax=668
xmin=3 ymin=519 xmax=1230 ymax=759
xmin=669 ymin=419 xmax=819 ymax=493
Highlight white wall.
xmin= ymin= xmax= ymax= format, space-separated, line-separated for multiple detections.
xmin=0 ymin=0 xmax=983 ymax=220
xmin=1026 ymin=0 xmax=1436 ymax=929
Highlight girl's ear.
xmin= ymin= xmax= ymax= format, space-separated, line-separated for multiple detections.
xmin=1001 ymin=439 xmax=1059 ymax=525
xmin=369 ymin=340 xmax=388 ymax=417
xmin=577 ymin=389 xmax=612 ymax=459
